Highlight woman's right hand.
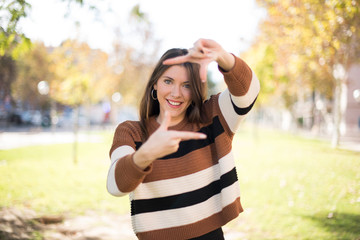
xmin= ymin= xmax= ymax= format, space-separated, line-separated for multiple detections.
xmin=162 ymin=38 xmax=234 ymax=82
xmin=133 ymin=112 xmax=206 ymax=170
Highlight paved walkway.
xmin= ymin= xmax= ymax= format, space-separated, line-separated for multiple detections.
xmin=1 ymin=129 xmax=359 ymax=152
xmin=0 ymin=207 xmax=248 ymax=240
xmin=0 ymin=131 xmax=104 ymax=150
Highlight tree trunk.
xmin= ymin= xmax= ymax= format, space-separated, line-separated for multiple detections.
xmin=73 ymin=106 xmax=79 ymax=164
xmin=332 ymin=78 xmax=341 ymax=148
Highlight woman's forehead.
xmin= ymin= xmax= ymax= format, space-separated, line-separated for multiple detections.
xmin=160 ymin=65 xmax=189 ymax=82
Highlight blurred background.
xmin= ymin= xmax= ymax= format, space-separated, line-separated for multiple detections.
xmin=0 ymin=0 xmax=360 ymax=239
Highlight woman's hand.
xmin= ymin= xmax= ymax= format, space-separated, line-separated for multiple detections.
xmin=163 ymin=38 xmax=235 ymax=82
xmin=133 ymin=112 xmax=206 ymax=170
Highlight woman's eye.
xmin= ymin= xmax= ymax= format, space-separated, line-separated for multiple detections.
xmin=164 ymin=79 xmax=172 ymax=84
xmin=183 ymin=84 xmax=191 ymax=89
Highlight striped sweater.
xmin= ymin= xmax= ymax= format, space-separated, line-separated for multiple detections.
xmin=107 ymin=56 xmax=260 ymax=240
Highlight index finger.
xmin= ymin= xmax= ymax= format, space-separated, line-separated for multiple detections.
xmin=171 ymin=131 xmax=207 ymax=141
xmin=162 ymin=55 xmax=191 ymax=65
xmin=159 ymin=111 xmax=171 ymax=131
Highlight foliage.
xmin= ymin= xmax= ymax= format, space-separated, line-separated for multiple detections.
xmin=0 ymin=0 xmax=31 ymax=103
xmin=0 ymin=54 xmax=16 ymax=102
xmin=242 ymin=40 xmax=290 ymax=107
xmin=49 ymin=40 xmax=118 ymax=106
xmin=0 ymin=0 xmax=32 ymax=58
xmin=0 ymin=0 xmax=91 ymax=58
xmin=245 ymin=0 xmax=360 ymax=107
xmin=0 ymin=0 xmax=100 ymax=107
xmin=111 ymin=4 xmax=160 ymax=106
xmin=11 ymin=41 xmax=53 ymax=110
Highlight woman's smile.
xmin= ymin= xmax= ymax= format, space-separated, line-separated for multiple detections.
xmin=167 ymin=99 xmax=182 ymax=107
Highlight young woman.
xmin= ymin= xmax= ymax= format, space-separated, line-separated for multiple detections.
xmin=107 ymin=39 xmax=260 ymax=240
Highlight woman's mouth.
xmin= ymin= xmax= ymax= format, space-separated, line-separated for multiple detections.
xmin=167 ymin=99 xmax=182 ymax=107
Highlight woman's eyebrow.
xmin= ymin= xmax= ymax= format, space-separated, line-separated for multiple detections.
xmin=162 ymin=76 xmax=174 ymax=80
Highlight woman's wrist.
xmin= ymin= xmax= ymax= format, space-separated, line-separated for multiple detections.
xmin=216 ymin=51 xmax=235 ymax=72
xmin=133 ymin=148 xmax=154 ymax=170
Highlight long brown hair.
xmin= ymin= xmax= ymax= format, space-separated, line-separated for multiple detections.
xmin=139 ymin=48 xmax=207 ymax=139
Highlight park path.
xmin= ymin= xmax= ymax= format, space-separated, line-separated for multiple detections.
xmin=0 ymin=207 xmax=248 ymax=240
xmin=1 ymin=129 xmax=359 ymax=152
xmin=0 ymin=207 xmax=135 ymax=240
xmin=0 ymin=131 xmax=103 ymax=150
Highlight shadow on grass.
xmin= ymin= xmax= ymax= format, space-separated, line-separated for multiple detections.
xmin=303 ymin=211 xmax=360 ymax=239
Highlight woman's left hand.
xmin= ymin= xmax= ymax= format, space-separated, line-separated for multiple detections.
xmin=163 ymin=38 xmax=234 ymax=82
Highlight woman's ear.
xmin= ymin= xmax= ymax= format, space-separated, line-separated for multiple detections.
xmin=153 ymin=83 xmax=157 ymax=90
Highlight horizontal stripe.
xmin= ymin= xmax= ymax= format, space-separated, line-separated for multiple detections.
xmin=131 ymin=167 xmax=238 ymax=215
xmin=230 ymin=95 xmax=258 ymax=115
xmin=142 ymin=132 xmax=233 ymax=182
xmin=134 ymin=116 xmax=224 ymax=160
xmin=132 ymin=181 xmax=240 ymax=233
xmin=110 ymin=145 xmax=135 ymax=163
xmin=229 ymin=70 xmax=260 ymax=107
xmin=218 ymin=71 xmax=260 ymax=133
xmin=137 ymin=198 xmax=242 ymax=240
xmin=133 ymin=151 xmax=236 ymax=200
xmin=107 ymin=145 xmax=135 ymax=196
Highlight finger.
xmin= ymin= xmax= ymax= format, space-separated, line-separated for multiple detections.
xmin=189 ymin=48 xmax=207 ymax=59
xmin=163 ymin=55 xmax=191 ymax=65
xmin=172 ymin=131 xmax=207 ymax=141
xmin=199 ymin=65 xmax=208 ymax=83
xmin=159 ymin=111 xmax=171 ymax=130
xmin=193 ymin=38 xmax=206 ymax=51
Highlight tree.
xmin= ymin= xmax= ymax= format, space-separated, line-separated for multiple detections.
xmin=12 ymin=41 xmax=53 ymax=111
xmin=248 ymin=0 xmax=360 ymax=146
xmin=0 ymin=0 xmax=32 ymax=58
xmin=0 ymin=0 xmax=92 ymax=56
xmin=0 ymin=0 xmax=97 ymax=109
xmin=0 ymin=55 xmax=16 ymax=104
xmin=111 ymin=4 xmax=160 ymax=107
xmin=49 ymin=39 xmax=118 ymax=163
xmin=49 ymin=40 xmax=117 ymax=106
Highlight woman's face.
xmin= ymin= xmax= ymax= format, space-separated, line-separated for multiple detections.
xmin=154 ymin=65 xmax=192 ymax=126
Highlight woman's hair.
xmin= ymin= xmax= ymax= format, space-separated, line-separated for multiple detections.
xmin=139 ymin=48 xmax=207 ymax=139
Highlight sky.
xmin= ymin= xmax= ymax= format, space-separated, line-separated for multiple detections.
xmin=19 ymin=0 xmax=266 ymax=56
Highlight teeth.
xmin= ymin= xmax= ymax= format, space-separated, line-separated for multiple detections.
xmin=168 ymin=100 xmax=181 ymax=106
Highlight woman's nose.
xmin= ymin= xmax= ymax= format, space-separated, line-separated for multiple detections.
xmin=171 ymin=85 xmax=181 ymax=97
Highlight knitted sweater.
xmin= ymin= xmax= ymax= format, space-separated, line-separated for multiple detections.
xmin=107 ymin=56 xmax=260 ymax=240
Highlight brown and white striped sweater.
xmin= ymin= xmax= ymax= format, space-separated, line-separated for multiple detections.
xmin=107 ymin=56 xmax=260 ymax=240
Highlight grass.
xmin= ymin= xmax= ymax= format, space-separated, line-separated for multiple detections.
xmin=0 ymin=126 xmax=359 ymax=239
xmin=231 ymin=125 xmax=360 ymax=240
xmin=0 ymin=131 xmax=130 ymax=216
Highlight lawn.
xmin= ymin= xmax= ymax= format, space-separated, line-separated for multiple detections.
xmin=0 ymin=126 xmax=359 ymax=239
xmin=0 ymin=131 xmax=130 ymax=216
xmin=231 ymin=126 xmax=360 ymax=240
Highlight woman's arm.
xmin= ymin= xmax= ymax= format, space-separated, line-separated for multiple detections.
xmin=164 ymin=38 xmax=260 ymax=133
xmin=107 ymin=122 xmax=149 ymax=197
xmin=218 ymin=55 xmax=260 ymax=133
xmin=133 ymin=112 xmax=206 ymax=170
xmin=107 ymin=113 xmax=206 ymax=197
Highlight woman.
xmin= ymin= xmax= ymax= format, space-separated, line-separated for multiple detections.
xmin=107 ymin=39 xmax=260 ymax=240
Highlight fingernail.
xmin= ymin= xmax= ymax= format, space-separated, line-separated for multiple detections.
xmin=200 ymin=134 xmax=207 ymax=139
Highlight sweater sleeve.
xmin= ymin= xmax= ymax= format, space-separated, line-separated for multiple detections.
xmin=107 ymin=122 xmax=153 ymax=197
xmin=218 ymin=55 xmax=260 ymax=133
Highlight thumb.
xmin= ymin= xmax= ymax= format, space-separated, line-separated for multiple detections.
xmin=199 ymin=64 xmax=208 ymax=83
xmin=159 ymin=111 xmax=171 ymax=130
